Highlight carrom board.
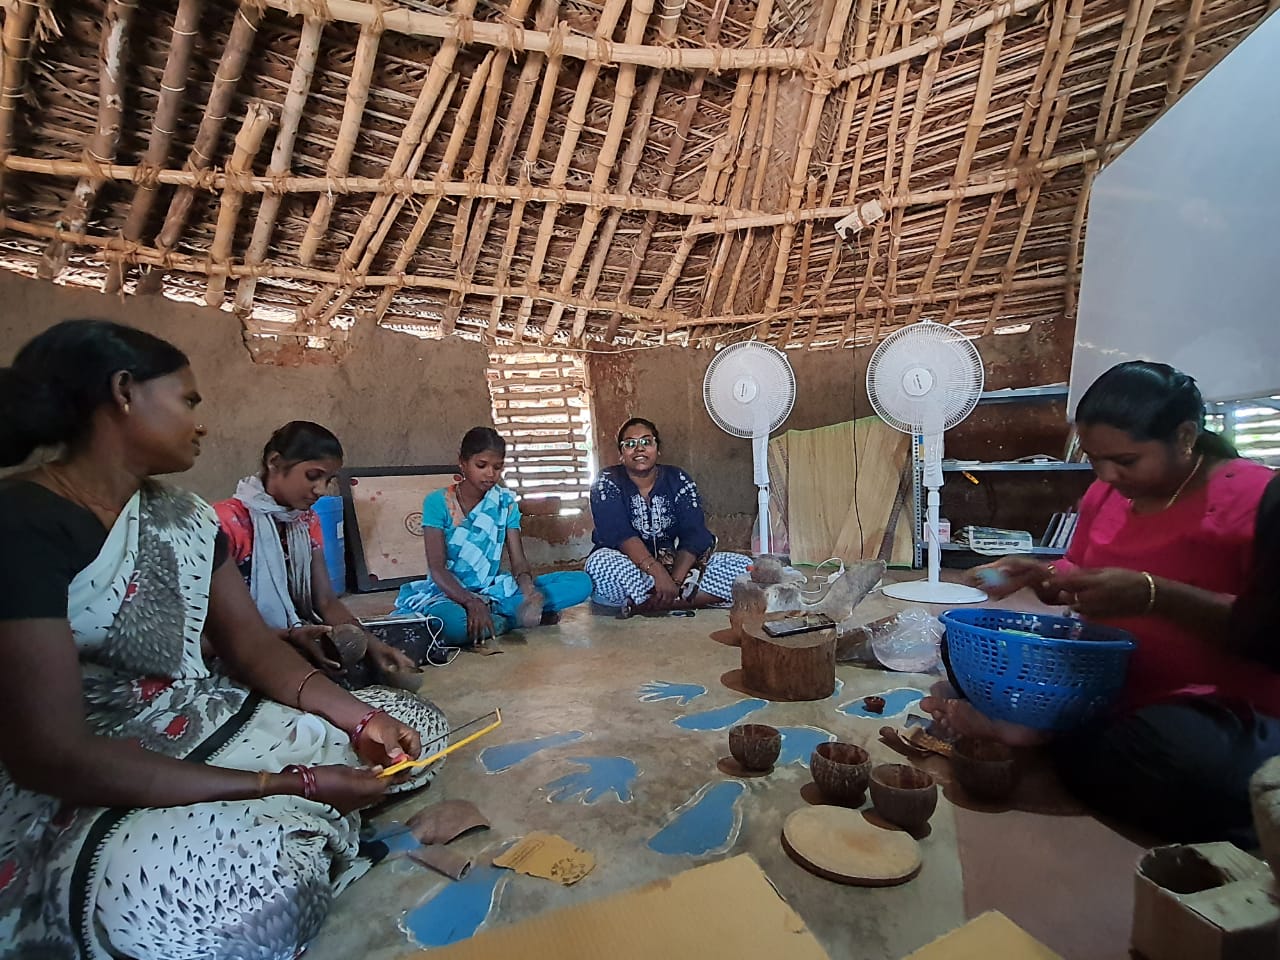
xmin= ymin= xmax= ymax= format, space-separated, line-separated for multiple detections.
xmin=340 ymin=466 xmax=457 ymax=593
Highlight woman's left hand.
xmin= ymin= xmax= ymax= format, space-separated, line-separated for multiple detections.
xmin=353 ymin=711 xmax=422 ymax=767
xmin=1054 ymin=567 xmax=1153 ymax=618
xmin=367 ymin=637 xmax=416 ymax=675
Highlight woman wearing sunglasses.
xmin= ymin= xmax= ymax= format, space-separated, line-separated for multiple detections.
xmin=587 ymin=417 xmax=750 ymax=617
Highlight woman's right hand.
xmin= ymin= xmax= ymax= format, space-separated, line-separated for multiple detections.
xmin=281 ymin=625 xmax=343 ymax=675
xmin=305 ymin=764 xmax=391 ymax=814
xmin=650 ymin=567 xmax=680 ymax=605
xmin=464 ymin=596 xmax=496 ymax=644
xmin=967 ymin=557 xmax=1055 ymax=601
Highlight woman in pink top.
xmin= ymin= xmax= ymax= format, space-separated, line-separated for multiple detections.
xmin=925 ymin=361 xmax=1278 ymax=843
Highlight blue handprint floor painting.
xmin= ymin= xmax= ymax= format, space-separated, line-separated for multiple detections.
xmin=542 ymin=756 xmax=640 ymax=804
xmin=478 ymin=730 xmax=588 ymax=774
xmin=307 ymin=598 xmax=979 ymax=960
xmin=637 ymin=680 xmax=708 ymax=705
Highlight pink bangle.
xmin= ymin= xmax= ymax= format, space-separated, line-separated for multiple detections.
xmin=350 ymin=708 xmax=382 ymax=746
xmin=285 ymin=764 xmax=317 ymax=800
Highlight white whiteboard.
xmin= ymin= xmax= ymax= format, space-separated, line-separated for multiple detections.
xmin=1070 ymin=12 xmax=1280 ymax=408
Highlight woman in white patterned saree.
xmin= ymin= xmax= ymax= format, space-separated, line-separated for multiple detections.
xmin=0 ymin=319 xmax=447 ymax=960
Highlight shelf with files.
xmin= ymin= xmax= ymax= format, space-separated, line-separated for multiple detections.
xmin=940 ymin=543 xmax=1067 ymax=557
xmin=910 ymin=384 xmax=1082 ymax=569
xmin=943 ymin=461 xmax=1094 ymax=473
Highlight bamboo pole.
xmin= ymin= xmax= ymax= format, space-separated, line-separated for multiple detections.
xmin=4 ymin=153 xmax=774 ymax=218
xmin=569 ymin=0 xmax=695 ymax=341
xmin=316 ymin=68 xmax=472 ymax=326
xmin=143 ymin=0 xmax=263 ymax=293
xmin=511 ymin=0 xmax=630 ymax=343
xmin=1062 ymin=160 xmax=1096 ymax=320
xmin=297 ymin=19 xmax=382 ymax=266
xmin=362 ymin=51 xmax=496 ymax=328
xmin=940 ymin=0 xmax=1070 ymax=325
xmin=721 ymin=71 xmax=777 ymax=322
xmin=448 ymin=0 xmax=559 ymax=337
xmin=858 ymin=13 xmax=911 ymax=339
xmin=649 ymin=0 xmax=776 ymax=315
xmin=301 ymin=0 xmax=480 ymax=322
xmin=983 ymin=94 xmax=1069 ymax=335
xmin=1092 ymin=0 xmax=1144 ymax=146
xmin=264 ymin=0 xmax=807 ymax=71
xmin=879 ymin=0 xmax=954 ymax=334
xmin=206 ymin=102 xmax=273 ymax=306
xmin=703 ymin=65 xmax=764 ymax=316
xmin=103 ymin=0 xmax=201 ymax=295
xmin=906 ymin=7 xmax=1001 ymax=325
xmin=1165 ymin=0 xmax=1205 ymax=106
xmin=485 ymin=9 xmax=571 ymax=340
xmin=762 ymin=0 xmax=857 ymax=316
xmin=0 ymin=213 xmax=689 ymax=324
xmin=233 ymin=15 xmax=323 ymax=317
xmin=1104 ymin=0 xmax=1159 ymax=144
xmin=786 ymin=177 xmax=818 ymax=344
xmin=666 ymin=276 xmax=1071 ymax=328
xmin=602 ymin=0 xmax=727 ymax=340
xmin=39 ymin=0 xmax=136 ymax=280
xmin=539 ymin=0 xmax=657 ymax=343
xmin=828 ymin=0 xmax=911 ymax=342
xmin=0 ymin=0 xmax=38 ymax=209
xmin=447 ymin=0 xmax=538 ymax=277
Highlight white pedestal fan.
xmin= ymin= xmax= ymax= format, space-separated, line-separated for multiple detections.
xmin=703 ymin=342 xmax=796 ymax=555
xmin=866 ymin=320 xmax=988 ymax=604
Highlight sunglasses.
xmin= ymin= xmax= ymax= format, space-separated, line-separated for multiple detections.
xmin=620 ymin=436 xmax=656 ymax=450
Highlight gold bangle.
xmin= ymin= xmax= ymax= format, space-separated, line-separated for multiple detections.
xmin=256 ymin=770 xmax=271 ymax=798
xmin=295 ymin=668 xmax=321 ymax=710
xmin=1141 ymin=571 xmax=1157 ymax=614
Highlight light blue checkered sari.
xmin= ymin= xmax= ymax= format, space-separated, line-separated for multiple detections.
xmin=395 ymin=483 xmax=520 ymax=614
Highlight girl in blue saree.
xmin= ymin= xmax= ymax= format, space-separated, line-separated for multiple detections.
xmin=394 ymin=428 xmax=592 ymax=645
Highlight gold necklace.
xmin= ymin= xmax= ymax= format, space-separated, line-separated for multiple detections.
xmin=1160 ymin=453 xmax=1205 ymax=511
xmin=40 ymin=463 xmax=124 ymax=522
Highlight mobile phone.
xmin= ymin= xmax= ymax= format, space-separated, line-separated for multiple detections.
xmin=762 ymin=614 xmax=835 ymax=638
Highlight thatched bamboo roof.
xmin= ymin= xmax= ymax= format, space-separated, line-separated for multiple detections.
xmin=0 ymin=0 xmax=1270 ymax=360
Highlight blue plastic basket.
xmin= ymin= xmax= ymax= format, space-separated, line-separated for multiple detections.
xmin=940 ymin=608 xmax=1136 ymax=732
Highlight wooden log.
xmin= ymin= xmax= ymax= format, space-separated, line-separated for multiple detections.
xmin=40 ymin=0 xmax=136 ymax=280
xmin=0 ymin=0 xmax=39 ymax=209
xmin=741 ymin=628 xmax=836 ymax=702
xmin=104 ymin=0 xmax=202 ymax=294
xmin=234 ymin=15 xmax=323 ymax=316
xmin=206 ymin=101 xmax=273 ymax=306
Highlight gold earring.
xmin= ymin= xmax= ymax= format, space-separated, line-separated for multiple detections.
xmin=123 ymin=402 xmax=130 ymax=413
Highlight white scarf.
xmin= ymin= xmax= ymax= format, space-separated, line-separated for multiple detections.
xmin=234 ymin=475 xmax=315 ymax=629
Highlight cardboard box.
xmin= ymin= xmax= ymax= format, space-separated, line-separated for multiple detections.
xmin=902 ymin=911 xmax=1062 ymax=959
xmin=424 ymin=855 xmax=830 ymax=960
xmin=1132 ymin=842 xmax=1280 ymax=960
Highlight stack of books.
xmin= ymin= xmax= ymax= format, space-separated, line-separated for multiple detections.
xmin=1042 ymin=510 xmax=1078 ymax=550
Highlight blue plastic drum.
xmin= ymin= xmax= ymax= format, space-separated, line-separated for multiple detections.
xmin=312 ymin=495 xmax=347 ymax=595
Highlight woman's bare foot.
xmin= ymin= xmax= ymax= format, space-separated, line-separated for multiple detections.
xmin=920 ymin=682 xmax=1048 ymax=747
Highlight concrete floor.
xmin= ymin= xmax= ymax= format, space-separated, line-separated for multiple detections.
xmin=307 ymin=581 xmax=1137 ymax=959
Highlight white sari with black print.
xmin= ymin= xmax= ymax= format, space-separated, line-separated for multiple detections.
xmin=0 ymin=483 xmax=447 ymax=960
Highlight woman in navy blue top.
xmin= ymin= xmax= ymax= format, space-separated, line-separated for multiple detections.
xmin=586 ymin=417 xmax=750 ymax=616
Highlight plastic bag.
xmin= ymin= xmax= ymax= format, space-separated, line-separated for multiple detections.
xmin=869 ymin=607 xmax=944 ymax=673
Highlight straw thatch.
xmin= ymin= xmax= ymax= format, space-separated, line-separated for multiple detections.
xmin=0 ymin=0 xmax=1271 ymax=359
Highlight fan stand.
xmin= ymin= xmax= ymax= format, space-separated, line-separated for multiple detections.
xmin=882 ymin=436 xmax=986 ymax=605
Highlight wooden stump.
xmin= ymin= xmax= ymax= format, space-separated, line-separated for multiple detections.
xmin=741 ymin=629 xmax=836 ymax=701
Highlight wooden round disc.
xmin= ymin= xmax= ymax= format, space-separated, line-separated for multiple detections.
xmin=781 ymin=806 xmax=921 ymax=887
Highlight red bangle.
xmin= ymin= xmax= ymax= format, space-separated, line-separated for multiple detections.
xmin=284 ymin=764 xmax=317 ymax=800
xmin=351 ymin=708 xmax=381 ymax=745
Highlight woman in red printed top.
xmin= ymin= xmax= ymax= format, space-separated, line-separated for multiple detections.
xmin=925 ymin=361 xmax=1278 ymax=843
xmin=213 ymin=422 xmax=419 ymax=686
